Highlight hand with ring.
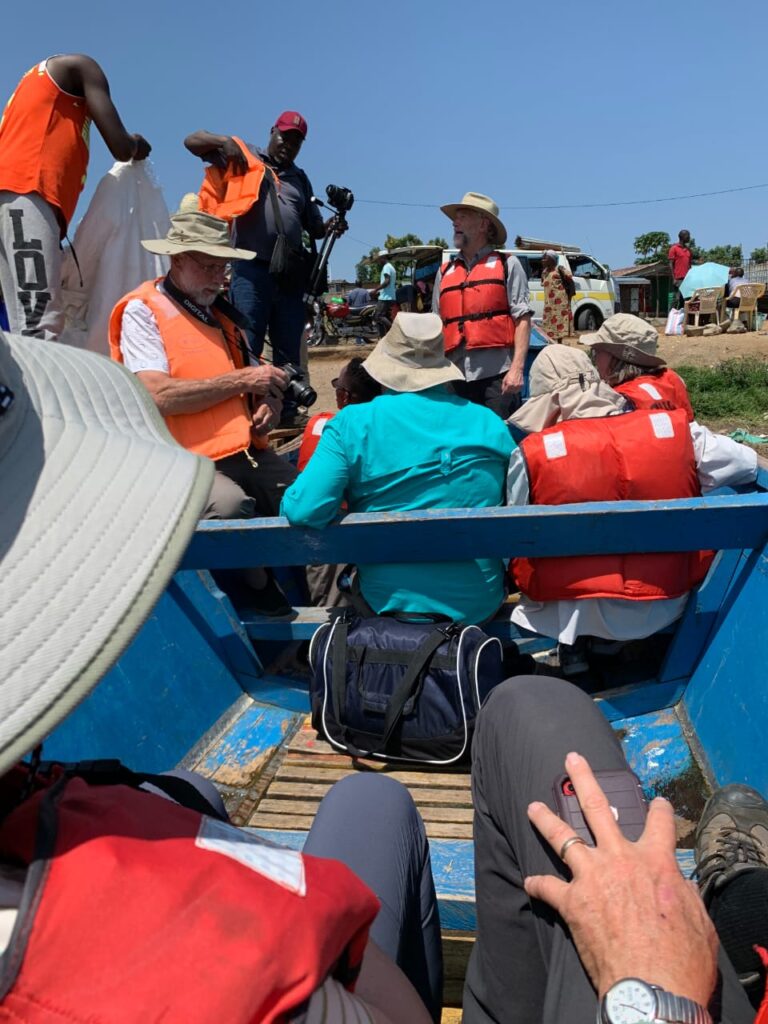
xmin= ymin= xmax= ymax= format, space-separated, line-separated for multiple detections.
xmin=523 ymin=752 xmax=718 ymax=1007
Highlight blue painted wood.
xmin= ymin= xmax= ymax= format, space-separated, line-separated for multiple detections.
xmin=44 ymin=578 xmax=246 ymax=772
xmin=181 ymin=494 xmax=768 ymax=570
xmin=656 ymin=550 xmax=745 ymax=685
xmin=595 ymin=681 xmax=688 ymax=723
xmin=684 ymin=538 xmax=768 ymax=793
xmin=249 ymin=676 xmax=311 ymax=714
xmin=198 ymin=703 xmax=301 ymax=787
xmin=613 ymin=708 xmax=694 ymax=796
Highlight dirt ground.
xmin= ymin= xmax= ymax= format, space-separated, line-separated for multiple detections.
xmin=306 ymin=327 xmax=768 ymax=417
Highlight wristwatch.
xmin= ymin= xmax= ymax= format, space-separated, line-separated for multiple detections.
xmin=599 ymin=978 xmax=713 ymax=1023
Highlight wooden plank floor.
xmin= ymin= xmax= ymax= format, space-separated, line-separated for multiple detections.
xmin=247 ymin=717 xmax=474 ymax=841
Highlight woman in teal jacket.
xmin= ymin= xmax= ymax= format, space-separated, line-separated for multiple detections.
xmin=281 ymin=314 xmax=515 ymax=624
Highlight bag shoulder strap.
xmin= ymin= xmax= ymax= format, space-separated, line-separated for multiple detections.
xmin=379 ymin=628 xmax=448 ymax=749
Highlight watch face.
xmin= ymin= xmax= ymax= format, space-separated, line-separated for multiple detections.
xmin=604 ymin=979 xmax=656 ymax=1022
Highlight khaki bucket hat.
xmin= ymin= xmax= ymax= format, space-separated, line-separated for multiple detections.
xmin=0 ymin=330 xmax=213 ymax=775
xmin=578 ymin=313 xmax=665 ymax=369
xmin=142 ymin=211 xmax=256 ymax=260
xmin=364 ymin=313 xmax=464 ymax=392
xmin=440 ymin=192 xmax=507 ymax=247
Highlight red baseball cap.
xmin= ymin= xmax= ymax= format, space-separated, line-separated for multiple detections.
xmin=273 ymin=111 xmax=308 ymax=138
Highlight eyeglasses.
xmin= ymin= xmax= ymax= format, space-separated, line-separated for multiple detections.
xmin=185 ymin=253 xmax=231 ymax=276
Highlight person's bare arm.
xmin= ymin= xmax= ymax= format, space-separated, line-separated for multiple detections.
xmin=49 ymin=55 xmax=150 ymax=161
xmin=524 ymin=752 xmax=718 ymax=1006
xmin=353 ymin=939 xmax=433 ymax=1024
xmin=184 ymin=131 xmax=248 ymax=173
xmin=502 ymin=314 xmax=531 ymax=395
xmin=136 ymin=365 xmax=287 ymax=417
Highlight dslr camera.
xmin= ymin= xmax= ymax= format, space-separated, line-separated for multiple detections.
xmin=325 ymin=184 xmax=354 ymax=215
xmin=282 ymin=362 xmax=317 ymax=409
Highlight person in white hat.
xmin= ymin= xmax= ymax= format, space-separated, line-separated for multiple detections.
xmin=579 ymin=313 xmax=694 ymax=420
xmin=433 ymin=192 xmax=533 ymax=419
xmin=109 ymin=210 xmax=297 ymax=615
xmin=282 ymin=313 xmax=515 ymax=624
xmin=506 ymin=345 xmax=757 ymax=674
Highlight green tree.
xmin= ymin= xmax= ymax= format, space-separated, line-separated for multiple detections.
xmin=355 ymin=246 xmax=380 ymax=285
xmin=385 ymin=232 xmax=423 ymax=250
xmin=633 ymin=231 xmax=670 ymax=264
xmin=427 ymin=236 xmax=449 ymax=249
xmin=750 ymin=245 xmax=768 ymax=263
xmin=698 ymin=243 xmax=742 ymax=266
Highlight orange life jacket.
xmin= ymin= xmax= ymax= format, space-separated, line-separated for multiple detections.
xmin=0 ymin=779 xmax=378 ymax=1024
xmin=438 ymin=253 xmax=515 ymax=352
xmin=0 ymin=59 xmax=90 ymax=234
xmin=298 ymin=411 xmax=335 ymax=471
xmin=109 ymin=280 xmax=253 ymax=461
xmin=512 ymin=409 xmax=714 ymax=601
xmin=615 ymin=368 xmax=695 ymax=422
xmin=198 ymin=135 xmax=268 ymax=222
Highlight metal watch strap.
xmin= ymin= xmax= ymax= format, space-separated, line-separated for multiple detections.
xmin=654 ymin=986 xmax=712 ymax=1024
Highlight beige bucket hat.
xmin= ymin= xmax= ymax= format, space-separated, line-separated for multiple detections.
xmin=364 ymin=313 xmax=464 ymax=392
xmin=142 ymin=211 xmax=256 ymax=260
xmin=440 ymin=192 xmax=507 ymax=247
xmin=509 ymin=344 xmax=627 ymax=433
xmin=0 ymin=330 xmax=213 ymax=775
xmin=578 ymin=313 xmax=665 ymax=368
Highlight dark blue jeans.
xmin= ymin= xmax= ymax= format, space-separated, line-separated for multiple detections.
xmin=230 ymin=259 xmax=306 ymax=367
xmin=304 ymin=773 xmax=444 ymax=1022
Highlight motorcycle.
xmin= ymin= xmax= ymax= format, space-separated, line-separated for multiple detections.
xmin=308 ymin=299 xmax=393 ymax=346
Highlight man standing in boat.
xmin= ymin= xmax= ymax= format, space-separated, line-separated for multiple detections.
xmin=109 ymin=209 xmax=297 ymax=615
xmin=433 ymin=192 xmax=532 ymax=418
xmin=0 ymin=54 xmax=151 ymax=339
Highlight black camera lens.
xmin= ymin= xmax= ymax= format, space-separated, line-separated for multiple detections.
xmin=281 ymin=362 xmax=317 ymax=409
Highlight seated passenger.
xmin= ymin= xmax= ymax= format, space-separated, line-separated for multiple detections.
xmin=281 ymin=312 xmax=515 ymax=624
xmin=297 ymin=356 xmax=381 ymax=471
xmin=506 ymin=346 xmax=757 ymax=658
xmin=579 ymin=313 xmax=694 ymax=421
xmin=109 ymin=210 xmax=297 ymax=614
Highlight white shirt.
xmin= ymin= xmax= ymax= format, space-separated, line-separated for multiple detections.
xmin=118 ymin=282 xmax=185 ymax=374
xmin=506 ymin=421 xmax=758 ymax=643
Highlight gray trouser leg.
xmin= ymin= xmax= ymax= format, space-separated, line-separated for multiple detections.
xmin=464 ymin=676 xmax=754 ymax=1024
xmin=0 ymin=191 xmax=64 ymax=339
xmin=305 ymin=774 xmax=444 ymax=1022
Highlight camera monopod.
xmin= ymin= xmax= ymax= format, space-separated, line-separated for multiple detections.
xmin=304 ymin=185 xmax=355 ymax=307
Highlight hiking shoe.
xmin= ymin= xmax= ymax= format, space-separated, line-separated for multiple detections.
xmin=247 ymin=572 xmax=293 ymax=618
xmin=694 ymin=784 xmax=768 ymax=906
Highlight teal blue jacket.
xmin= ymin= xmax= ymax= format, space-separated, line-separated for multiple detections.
xmin=281 ymin=386 xmax=515 ymax=623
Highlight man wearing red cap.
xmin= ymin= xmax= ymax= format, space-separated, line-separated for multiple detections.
xmin=185 ymin=112 xmax=328 ymax=424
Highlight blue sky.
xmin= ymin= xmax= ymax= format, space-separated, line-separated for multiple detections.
xmin=3 ymin=0 xmax=767 ymax=278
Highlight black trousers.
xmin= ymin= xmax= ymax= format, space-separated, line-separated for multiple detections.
xmin=452 ymin=373 xmax=522 ymax=419
xmin=463 ymin=676 xmax=754 ymax=1024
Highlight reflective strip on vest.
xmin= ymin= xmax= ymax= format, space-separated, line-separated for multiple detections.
xmin=108 ymin=279 xmax=252 ymax=461
xmin=438 ymin=254 xmax=515 ymax=352
xmin=616 ymin=369 xmax=695 ymax=422
xmin=512 ymin=409 xmax=714 ymax=601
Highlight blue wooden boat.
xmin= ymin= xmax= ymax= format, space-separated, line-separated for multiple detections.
xmin=41 ymin=448 xmax=768 ymax=1018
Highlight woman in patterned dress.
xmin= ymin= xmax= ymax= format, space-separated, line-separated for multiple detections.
xmin=541 ymin=250 xmax=573 ymax=342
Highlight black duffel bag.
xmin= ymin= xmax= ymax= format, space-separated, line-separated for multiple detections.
xmin=308 ymin=612 xmax=505 ymax=765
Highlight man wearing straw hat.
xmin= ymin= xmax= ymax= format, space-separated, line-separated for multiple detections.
xmin=433 ymin=192 xmax=533 ymax=419
xmin=109 ymin=209 xmax=297 ymax=614
xmin=282 ymin=312 xmax=514 ymax=624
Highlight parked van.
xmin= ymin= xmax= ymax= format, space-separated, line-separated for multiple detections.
xmin=384 ymin=243 xmax=619 ymax=332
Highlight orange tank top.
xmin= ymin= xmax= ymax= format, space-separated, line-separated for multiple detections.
xmin=0 ymin=58 xmax=90 ymax=233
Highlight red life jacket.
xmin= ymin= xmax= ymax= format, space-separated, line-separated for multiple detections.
xmin=298 ymin=411 xmax=335 ymax=471
xmin=438 ymin=253 xmax=515 ymax=352
xmin=512 ymin=409 xmax=714 ymax=601
xmin=615 ymin=369 xmax=694 ymax=422
xmin=0 ymin=779 xmax=379 ymax=1024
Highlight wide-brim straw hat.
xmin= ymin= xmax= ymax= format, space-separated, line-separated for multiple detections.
xmin=0 ymin=330 xmax=213 ymax=775
xmin=364 ymin=313 xmax=464 ymax=393
xmin=578 ymin=313 xmax=665 ymax=369
xmin=141 ymin=211 xmax=256 ymax=260
xmin=440 ymin=192 xmax=507 ymax=247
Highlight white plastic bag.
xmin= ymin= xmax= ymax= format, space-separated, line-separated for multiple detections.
xmin=60 ymin=161 xmax=171 ymax=355
xmin=664 ymin=308 xmax=684 ymax=336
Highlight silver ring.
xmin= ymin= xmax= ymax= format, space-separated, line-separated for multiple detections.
xmin=559 ymin=835 xmax=588 ymax=861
